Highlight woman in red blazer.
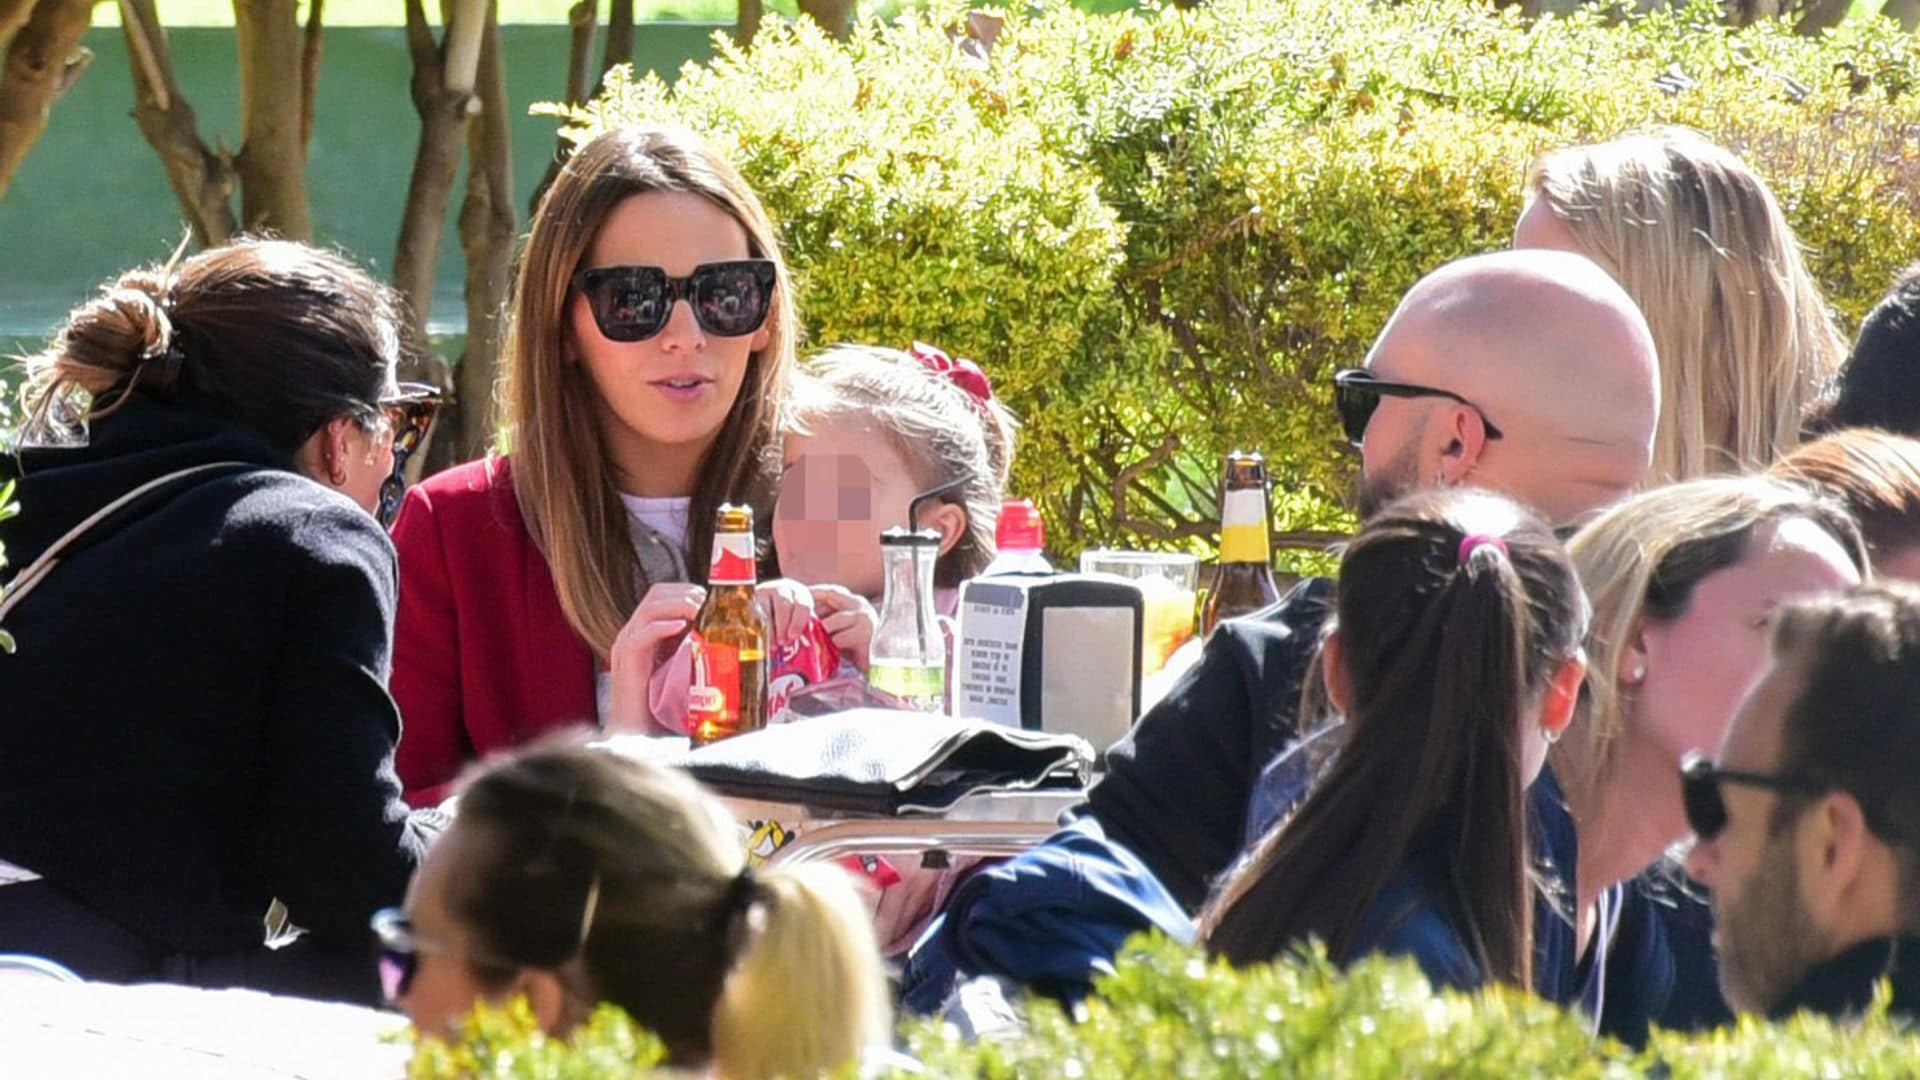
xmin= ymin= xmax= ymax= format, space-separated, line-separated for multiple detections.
xmin=392 ymin=126 xmax=798 ymax=805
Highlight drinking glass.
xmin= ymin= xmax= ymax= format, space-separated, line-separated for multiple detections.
xmin=1078 ymin=550 xmax=1200 ymax=675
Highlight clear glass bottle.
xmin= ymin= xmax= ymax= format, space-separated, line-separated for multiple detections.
xmin=868 ymin=527 xmax=946 ymax=711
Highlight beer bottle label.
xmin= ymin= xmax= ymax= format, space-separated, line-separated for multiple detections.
xmin=709 ymin=530 xmax=756 ymax=585
xmin=689 ymin=634 xmax=742 ymax=728
xmin=1219 ymin=489 xmax=1271 ymax=564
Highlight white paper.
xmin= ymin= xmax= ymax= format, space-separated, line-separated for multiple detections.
xmin=956 ymin=582 xmax=1029 ymax=728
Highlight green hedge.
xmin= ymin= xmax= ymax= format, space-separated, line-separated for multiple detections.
xmin=549 ymin=0 xmax=1920 ymax=566
xmin=406 ymin=933 xmax=1920 ymax=1077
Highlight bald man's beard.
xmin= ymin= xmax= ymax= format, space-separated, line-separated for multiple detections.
xmin=1355 ymin=439 xmax=1423 ymax=520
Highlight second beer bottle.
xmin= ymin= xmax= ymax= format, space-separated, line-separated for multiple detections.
xmin=688 ymin=503 xmax=767 ymax=745
xmin=1200 ymin=450 xmax=1283 ymax=635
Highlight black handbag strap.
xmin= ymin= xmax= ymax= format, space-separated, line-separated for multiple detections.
xmin=0 ymin=461 xmax=256 ymax=629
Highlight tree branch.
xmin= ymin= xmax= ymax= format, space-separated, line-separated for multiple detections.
xmin=797 ymin=0 xmax=852 ymax=39
xmin=0 ymin=0 xmax=39 ymax=57
xmin=1883 ymin=0 xmax=1918 ymax=30
xmin=529 ymin=0 xmax=594 ymax=217
xmin=736 ymin=0 xmax=761 ymax=46
xmin=600 ymin=0 xmax=630 ymax=84
xmin=392 ymin=0 xmax=485 ymax=343
xmin=299 ymin=0 xmax=322 ymax=154
xmin=232 ymin=0 xmax=310 ymax=237
xmin=430 ymin=0 xmax=514 ymax=472
xmin=120 ymin=0 xmax=237 ymax=244
xmin=0 ymin=0 xmax=96 ymax=201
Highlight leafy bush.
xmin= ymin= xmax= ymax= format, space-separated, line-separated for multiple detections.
xmin=549 ymin=0 xmax=1920 ymax=567
xmin=403 ymin=933 xmax=1920 ymax=1077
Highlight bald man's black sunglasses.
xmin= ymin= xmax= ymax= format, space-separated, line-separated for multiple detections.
xmin=1332 ymin=368 xmax=1506 ymax=449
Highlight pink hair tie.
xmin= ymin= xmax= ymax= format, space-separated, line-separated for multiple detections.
xmin=909 ymin=341 xmax=994 ymax=404
xmin=1458 ymin=534 xmax=1509 ymax=563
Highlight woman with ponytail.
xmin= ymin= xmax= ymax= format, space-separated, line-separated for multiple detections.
xmin=0 ymin=240 xmax=441 ymax=1001
xmin=382 ymin=741 xmax=888 ymax=1078
xmin=1201 ymin=489 xmax=1588 ymax=990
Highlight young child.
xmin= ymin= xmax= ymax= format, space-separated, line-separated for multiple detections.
xmin=775 ymin=342 xmax=1019 ymax=666
xmin=637 ymin=342 xmax=1019 ymax=734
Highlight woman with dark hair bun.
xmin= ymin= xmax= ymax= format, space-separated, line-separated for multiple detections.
xmin=0 ymin=239 xmax=442 ymax=1003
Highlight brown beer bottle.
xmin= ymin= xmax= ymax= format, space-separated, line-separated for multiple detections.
xmin=1200 ymin=450 xmax=1283 ymax=635
xmin=688 ymin=504 xmax=768 ymax=745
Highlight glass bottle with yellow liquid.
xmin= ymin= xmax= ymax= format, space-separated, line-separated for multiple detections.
xmin=867 ymin=527 xmax=946 ymax=711
xmin=688 ymin=504 xmax=768 ymax=745
xmin=1201 ymin=450 xmax=1283 ymax=636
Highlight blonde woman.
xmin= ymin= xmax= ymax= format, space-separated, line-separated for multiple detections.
xmin=1551 ymin=477 xmax=1863 ymax=986
xmin=1516 ymin=127 xmax=1846 ymax=484
xmin=380 ymin=741 xmax=889 ymax=1079
xmin=391 ymin=126 xmax=802 ymax=804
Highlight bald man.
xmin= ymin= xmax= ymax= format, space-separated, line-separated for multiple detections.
xmin=903 ymin=250 xmax=1663 ymax=1018
xmin=1349 ymin=250 xmax=1659 ymax=525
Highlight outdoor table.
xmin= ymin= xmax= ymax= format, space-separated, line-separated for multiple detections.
xmin=0 ymin=976 xmax=408 ymax=1078
xmin=596 ymin=731 xmax=1086 ymax=870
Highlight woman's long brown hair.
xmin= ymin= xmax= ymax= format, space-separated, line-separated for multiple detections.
xmin=1202 ymin=489 xmax=1586 ymax=989
xmin=503 ymin=126 xmax=797 ymax=660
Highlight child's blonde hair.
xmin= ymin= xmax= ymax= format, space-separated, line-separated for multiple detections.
xmin=788 ymin=344 xmax=1019 ymax=587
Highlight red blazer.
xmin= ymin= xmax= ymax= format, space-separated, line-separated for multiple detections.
xmin=391 ymin=457 xmax=598 ymax=805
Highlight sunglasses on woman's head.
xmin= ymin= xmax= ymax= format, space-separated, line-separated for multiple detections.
xmin=573 ymin=259 xmax=776 ymax=343
xmin=1678 ymin=750 xmax=1829 ymax=841
xmin=1331 ymin=367 xmax=1506 ymax=448
xmin=380 ymin=383 xmax=442 ymax=457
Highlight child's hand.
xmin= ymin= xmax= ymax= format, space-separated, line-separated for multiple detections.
xmin=754 ymin=578 xmax=815 ymax=647
xmin=811 ymin=584 xmax=877 ymax=672
xmin=606 ymin=582 xmax=705 ymax=734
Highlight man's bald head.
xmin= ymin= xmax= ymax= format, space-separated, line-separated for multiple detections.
xmin=1357 ymin=249 xmax=1659 ymax=525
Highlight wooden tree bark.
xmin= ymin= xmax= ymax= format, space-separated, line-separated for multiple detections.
xmin=430 ymin=1 xmax=513 ymax=472
xmin=0 ymin=0 xmax=41 ymax=56
xmin=0 ymin=0 xmax=97 ymax=202
xmin=736 ymin=0 xmax=761 ymax=46
xmin=797 ymin=0 xmax=852 ymax=39
xmin=529 ymin=0 xmax=595 ymax=216
xmin=601 ymin=0 xmax=630 ymax=79
xmin=121 ymin=0 xmax=238 ymax=244
xmin=1795 ymin=0 xmax=1851 ymax=33
xmin=1885 ymin=0 xmax=1919 ymax=30
xmin=299 ymin=0 xmax=322 ymax=152
xmin=392 ymin=0 xmax=486 ymax=344
xmin=231 ymin=0 xmax=309 ymax=237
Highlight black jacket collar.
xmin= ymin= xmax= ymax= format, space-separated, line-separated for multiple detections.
xmin=4 ymin=394 xmax=289 ymax=565
xmin=1769 ymin=935 xmax=1920 ymax=1022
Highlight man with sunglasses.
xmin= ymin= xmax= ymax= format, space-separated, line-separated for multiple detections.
xmin=1683 ymin=583 xmax=1920 ymax=1021
xmin=907 ymin=250 xmax=1661 ymax=1018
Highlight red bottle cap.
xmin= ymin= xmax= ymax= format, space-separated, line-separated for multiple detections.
xmin=996 ymin=499 xmax=1044 ymax=551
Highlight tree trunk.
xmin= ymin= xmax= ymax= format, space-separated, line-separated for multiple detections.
xmin=797 ymin=0 xmax=852 ymax=39
xmin=0 ymin=0 xmax=40 ymax=56
xmin=529 ymin=0 xmax=594 ymax=217
xmin=0 ymin=0 xmax=97 ymax=202
xmin=601 ymin=0 xmax=630 ymax=78
xmin=1795 ymin=0 xmax=1850 ymax=32
xmin=431 ymin=1 xmax=513 ymax=472
xmin=299 ymin=0 xmax=321 ymax=152
xmin=231 ymin=0 xmax=309 ymax=237
xmin=1885 ymin=0 xmax=1919 ymax=30
xmin=737 ymin=0 xmax=761 ymax=46
xmin=120 ymin=0 xmax=237 ymax=244
xmin=392 ymin=0 xmax=486 ymax=343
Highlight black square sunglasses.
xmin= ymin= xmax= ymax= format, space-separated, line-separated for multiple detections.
xmin=574 ymin=259 xmax=776 ymax=343
xmin=1679 ymin=750 xmax=1829 ymax=841
xmin=1331 ymin=367 xmax=1506 ymax=448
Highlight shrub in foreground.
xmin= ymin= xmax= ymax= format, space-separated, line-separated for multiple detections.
xmin=405 ymin=933 xmax=1920 ymax=1077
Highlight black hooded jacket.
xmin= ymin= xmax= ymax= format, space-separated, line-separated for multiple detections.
xmin=0 ymin=395 xmax=433 ymax=961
